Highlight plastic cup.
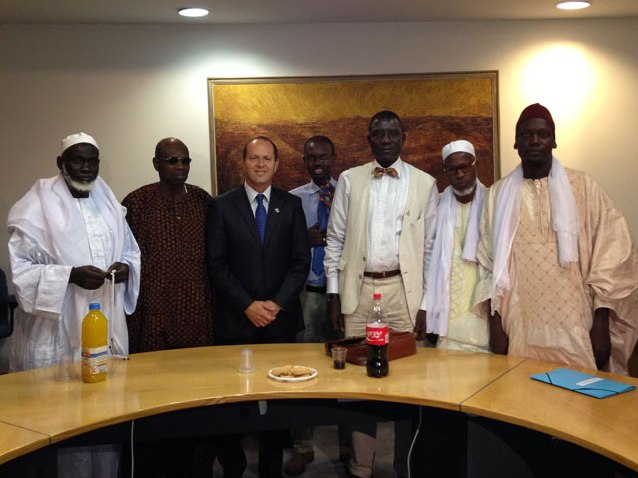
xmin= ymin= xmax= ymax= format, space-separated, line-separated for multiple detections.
xmin=57 ymin=354 xmax=73 ymax=380
xmin=238 ymin=347 xmax=255 ymax=373
xmin=332 ymin=346 xmax=347 ymax=370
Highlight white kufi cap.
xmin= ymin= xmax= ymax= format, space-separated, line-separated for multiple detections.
xmin=60 ymin=132 xmax=99 ymax=155
xmin=442 ymin=140 xmax=475 ymax=162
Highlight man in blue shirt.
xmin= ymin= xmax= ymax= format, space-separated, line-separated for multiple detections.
xmin=287 ymin=135 xmax=338 ymax=474
xmin=290 ymin=135 xmax=338 ymax=343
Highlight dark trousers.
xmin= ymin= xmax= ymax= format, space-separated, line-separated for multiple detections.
xmin=216 ymin=429 xmax=288 ymax=478
xmin=123 ymin=437 xmax=216 ymax=478
xmin=214 ymin=334 xmax=295 ymax=478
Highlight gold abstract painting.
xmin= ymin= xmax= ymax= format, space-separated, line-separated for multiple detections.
xmin=209 ymin=72 xmax=498 ymax=195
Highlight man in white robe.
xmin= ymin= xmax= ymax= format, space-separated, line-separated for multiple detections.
xmin=7 ymin=132 xmax=141 ymax=477
xmin=420 ymin=139 xmax=489 ymax=352
xmin=409 ymin=140 xmax=489 ymax=478
xmin=476 ymin=104 xmax=638 ymax=373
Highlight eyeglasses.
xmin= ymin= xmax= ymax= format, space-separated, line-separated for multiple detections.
xmin=156 ymin=156 xmax=192 ymax=165
xmin=443 ymin=159 xmax=476 ymax=175
xmin=303 ymin=154 xmax=333 ymax=163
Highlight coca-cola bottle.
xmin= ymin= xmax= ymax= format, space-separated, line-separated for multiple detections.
xmin=366 ymin=292 xmax=389 ymax=378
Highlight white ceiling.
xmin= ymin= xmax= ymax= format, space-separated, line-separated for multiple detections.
xmin=1 ymin=0 xmax=637 ymax=24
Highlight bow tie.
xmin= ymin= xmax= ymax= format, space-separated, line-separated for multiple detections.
xmin=372 ymin=166 xmax=399 ymax=178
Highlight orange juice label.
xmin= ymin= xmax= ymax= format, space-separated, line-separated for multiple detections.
xmin=82 ymin=346 xmax=108 ymax=376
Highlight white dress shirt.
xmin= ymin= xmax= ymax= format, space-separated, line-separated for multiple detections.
xmin=325 ymin=158 xmax=411 ymax=292
xmin=244 ymin=183 xmax=272 ymax=216
xmin=367 ymin=159 xmax=409 ymax=272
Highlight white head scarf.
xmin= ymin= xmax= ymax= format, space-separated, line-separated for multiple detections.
xmin=60 ymin=132 xmax=99 ymax=154
xmin=442 ymin=140 xmax=475 ymax=163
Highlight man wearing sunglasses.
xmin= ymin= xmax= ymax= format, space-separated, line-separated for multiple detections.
xmin=122 ymin=137 xmax=215 ymax=477
xmin=123 ymin=137 xmax=213 ymax=354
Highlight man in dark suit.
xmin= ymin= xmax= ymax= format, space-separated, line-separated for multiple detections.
xmin=206 ymin=136 xmax=310 ymax=478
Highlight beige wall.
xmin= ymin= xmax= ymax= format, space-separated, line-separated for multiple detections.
xmin=1 ymin=18 xmax=637 ymax=277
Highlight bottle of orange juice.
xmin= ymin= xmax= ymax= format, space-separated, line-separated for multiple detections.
xmin=81 ymin=303 xmax=108 ymax=383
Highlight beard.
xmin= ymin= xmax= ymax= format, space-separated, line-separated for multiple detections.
xmin=452 ymin=183 xmax=476 ymax=198
xmin=62 ymin=164 xmax=96 ymax=193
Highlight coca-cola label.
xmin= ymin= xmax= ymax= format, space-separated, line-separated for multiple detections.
xmin=366 ymin=323 xmax=389 ymax=346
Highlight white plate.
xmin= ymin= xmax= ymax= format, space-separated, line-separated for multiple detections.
xmin=267 ymin=366 xmax=318 ymax=382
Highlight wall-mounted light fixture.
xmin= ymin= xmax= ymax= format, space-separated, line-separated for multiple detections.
xmin=556 ymin=1 xmax=591 ymax=10
xmin=178 ymin=7 xmax=210 ymax=17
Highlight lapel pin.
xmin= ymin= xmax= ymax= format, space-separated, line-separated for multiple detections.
xmin=275 ymin=208 xmax=280 ymax=213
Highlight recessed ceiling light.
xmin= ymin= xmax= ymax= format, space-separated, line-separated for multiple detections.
xmin=178 ymin=7 xmax=209 ymax=17
xmin=556 ymin=1 xmax=591 ymax=10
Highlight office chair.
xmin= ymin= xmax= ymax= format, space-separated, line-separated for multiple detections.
xmin=0 ymin=268 xmax=17 ymax=338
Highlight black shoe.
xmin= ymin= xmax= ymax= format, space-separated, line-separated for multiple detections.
xmin=284 ymin=450 xmax=314 ymax=475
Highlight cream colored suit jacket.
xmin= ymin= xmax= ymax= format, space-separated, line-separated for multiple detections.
xmin=336 ymin=162 xmax=437 ymax=321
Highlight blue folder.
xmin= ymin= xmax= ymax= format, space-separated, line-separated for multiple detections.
xmin=530 ymin=368 xmax=636 ymax=399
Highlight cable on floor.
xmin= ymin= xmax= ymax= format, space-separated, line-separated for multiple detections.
xmin=130 ymin=419 xmax=135 ymax=478
xmin=406 ymin=406 xmax=423 ymax=478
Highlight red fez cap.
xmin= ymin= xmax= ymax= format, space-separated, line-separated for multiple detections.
xmin=516 ymin=103 xmax=555 ymax=134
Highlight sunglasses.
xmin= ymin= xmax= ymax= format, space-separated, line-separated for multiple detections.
xmin=156 ymin=156 xmax=192 ymax=165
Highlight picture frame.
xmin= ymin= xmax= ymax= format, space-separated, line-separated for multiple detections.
xmin=208 ymin=72 xmax=499 ymax=195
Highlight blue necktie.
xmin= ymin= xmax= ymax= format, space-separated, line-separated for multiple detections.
xmin=311 ymin=187 xmax=331 ymax=277
xmin=255 ymin=193 xmax=267 ymax=243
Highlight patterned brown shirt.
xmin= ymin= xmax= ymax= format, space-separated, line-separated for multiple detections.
xmin=123 ymin=183 xmax=213 ymax=352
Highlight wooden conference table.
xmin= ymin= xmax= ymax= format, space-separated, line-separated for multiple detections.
xmin=0 ymin=344 xmax=637 ymax=474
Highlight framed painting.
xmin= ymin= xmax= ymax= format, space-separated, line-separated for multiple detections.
xmin=208 ymin=72 xmax=498 ymax=195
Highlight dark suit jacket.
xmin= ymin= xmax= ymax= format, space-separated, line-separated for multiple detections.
xmin=205 ymin=185 xmax=310 ymax=343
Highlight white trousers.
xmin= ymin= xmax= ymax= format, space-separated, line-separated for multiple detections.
xmin=344 ymin=275 xmax=413 ymax=338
